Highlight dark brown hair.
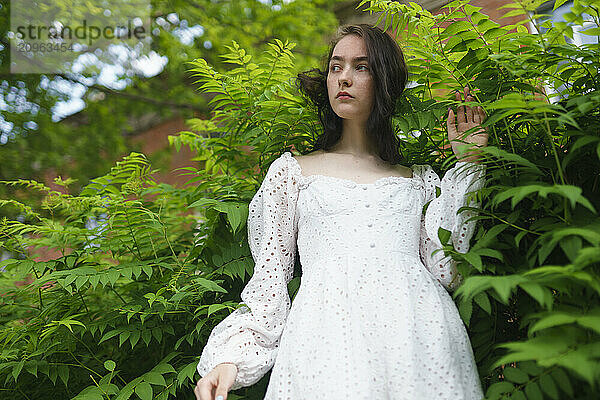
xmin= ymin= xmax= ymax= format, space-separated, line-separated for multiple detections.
xmin=295 ymin=23 xmax=409 ymax=164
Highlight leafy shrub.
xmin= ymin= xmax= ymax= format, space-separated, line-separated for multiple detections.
xmin=358 ymin=0 xmax=600 ymax=398
xmin=1 ymin=0 xmax=599 ymax=399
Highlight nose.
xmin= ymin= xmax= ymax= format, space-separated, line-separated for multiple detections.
xmin=338 ymin=66 xmax=352 ymax=87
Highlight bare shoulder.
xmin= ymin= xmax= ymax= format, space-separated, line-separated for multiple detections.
xmin=290 ymin=150 xmax=324 ymax=175
xmin=391 ymin=163 xmax=414 ymax=179
xmin=292 ymin=149 xmax=324 ymax=161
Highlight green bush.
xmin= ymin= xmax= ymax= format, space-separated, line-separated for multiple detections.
xmin=359 ymin=0 xmax=599 ymax=398
xmin=1 ymin=0 xmax=599 ymax=399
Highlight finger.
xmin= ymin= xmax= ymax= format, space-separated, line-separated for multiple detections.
xmin=466 ymin=95 xmax=474 ymax=123
xmin=447 ymin=107 xmax=455 ymax=121
xmin=447 ymin=108 xmax=455 ymax=133
xmin=214 ymin=386 xmax=229 ymax=400
xmin=193 ymin=384 xmax=202 ymax=400
xmin=473 ymin=106 xmax=481 ymax=124
xmin=447 ymin=108 xmax=457 ymax=141
xmin=456 ymin=91 xmax=466 ymax=125
xmin=195 ymin=380 xmax=212 ymax=400
xmin=478 ymin=106 xmax=487 ymax=121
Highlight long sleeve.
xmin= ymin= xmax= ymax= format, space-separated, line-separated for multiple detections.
xmin=415 ymin=161 xmax=486 ymax=291
xmin=196 ymin=153 xmax=300 ymax=390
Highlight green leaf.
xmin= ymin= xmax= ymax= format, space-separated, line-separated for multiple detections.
xmin=135 ymin=382 xmax=153 ymax=400
xmin=115 ymin=378 xmax=138 ymax=400
xmin=119 ymin=331 xmax=131 ymax=347
xmin=559 ymin=235 xmax=582 ymax=262
xmin=108 ymin=269 xmax=120 ymax=286
xmin=442 ymin=20 xmax=473 ymax=36
xmin=75 ymin=275 xmax=88 ymax=290
xmin=176 ymin=361 xmax=199 ymax=388
xmin=152 ymin=327 xmax=163 ymax=343
xmin=502 ymin=9 xmax=527 ymax=18
xmin=539 ymin=373 xmax=559 ymax=400
xmin=129 ymin=329 xmax=141 ymax=349
xmin=550 ymin=368 xmax=574 ymax=397
xmin=529 ymin=313 xmax=576 ymax=334
xmin=492 ymin=184 xmax=596 ymax=214
xmin=579 ymin=27 xmax=600 ymax=36
xmin=152 ymin=363 xmax=177 ymax=375
xmin=99 ymin=329 xmax=120 ymax=344
xmin=104 ymin=360 xmax=116 ymax=371
xmin=12 ymin=360 xmax=24 ymax=381
xmin=503 ymin=367 xmax=529 ymax=384
xmin=437 ymin=227 xmax=451 ymax=246
xmin=213 ymin=201 xmax=248 ymax=235
xmin=73 ymin=386 xmax=105 ymax=400
xmin=462 ymin=251 xmax=483 ymax=272
xmin=458 ymin=297 xmax=473 ymax=326
xmin=193 ymin=277 xmax=228 ymax=294
xmin=58 ymin=364 xmax=69 ymax=386
xmin=493 ymin=333 xmax=599 ymax=385
xmin=486 ymin=381 xmax=514 ymax=398
xmin=481 ymin=146 xmax=542 ymax=175
xmin=142 ymin=329 xmax=152 ymax=346
xmin=519 ymin=282 xmax=553 ymax=310
xmin=525 ymin=381 xmax=543 ymax=400
xmin=24 ymin=361 xmax=38 ymax=378
xmin=143 ymin=371 xmax=166 ymax=386
xmin=511 ymin=391 xmax=526 ymax=400
xmin=473 ymin=292 xmax=491 ymax=314
xmin=142 ymin=264 xmax=153 ymax=279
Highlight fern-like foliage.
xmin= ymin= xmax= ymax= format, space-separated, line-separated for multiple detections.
xmin=1 ymin=1 xmax=599 ymax=399
xmin=359 ymin=0 xmax=600 ymax=398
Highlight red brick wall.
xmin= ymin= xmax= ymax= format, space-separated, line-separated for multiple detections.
xmin=468 ymin=0 xmax=529 ymax=27
xmin=130 ymin=116 xmax=199 ymax=187
xmin=28 ymin=116 xmax=200 ymax=263
xmin=432 ymin=0 xmax=529 ymax=28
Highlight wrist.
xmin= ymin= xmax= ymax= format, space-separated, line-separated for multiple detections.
xmin=457 ymin=154 xmax=482 ymax=163
xmin=219 ymin=362 xmax=238 ymax=372
xmin=453 ymin=145 xmax=483 ymax=163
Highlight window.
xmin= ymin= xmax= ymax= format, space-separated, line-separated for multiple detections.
xmin=85 ymin=212 xmax=108 ymax=249
xmin=530 ymin=1 xmax=599 ymax=103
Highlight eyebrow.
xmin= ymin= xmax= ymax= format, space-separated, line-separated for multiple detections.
xmin=329 ymin=56 xmax=369 ymax=63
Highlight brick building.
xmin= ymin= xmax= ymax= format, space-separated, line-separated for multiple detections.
xmin=335 ymin=0 xmax=528 ymax=27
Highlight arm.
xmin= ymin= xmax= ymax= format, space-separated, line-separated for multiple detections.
xmin=196 ymin=153 xmax=299 ymax=390
xmin=416 ymin=161 xmax=486 ymax=291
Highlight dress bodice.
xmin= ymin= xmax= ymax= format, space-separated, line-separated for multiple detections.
xmin=290 ymin=155 xmax=426 ymax=268
xmin=197 ymin=151 xmax=487 ymax=395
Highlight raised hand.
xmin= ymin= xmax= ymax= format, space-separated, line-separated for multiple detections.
xmin=194 ymin=363 xmax=238 ymax=400
xmin=447 ymin=86 xmax=488 ymax=163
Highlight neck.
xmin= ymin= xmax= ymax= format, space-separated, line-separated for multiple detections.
xmin=331 ymin=118 xmax=376 ymax=157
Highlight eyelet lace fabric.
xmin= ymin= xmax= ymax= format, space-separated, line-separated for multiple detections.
xmin=197 ymin=151 xmax=486 ymax=399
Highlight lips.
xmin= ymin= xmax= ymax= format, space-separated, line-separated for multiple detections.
xmin=336 ymin=91 xmax=353 ymax=98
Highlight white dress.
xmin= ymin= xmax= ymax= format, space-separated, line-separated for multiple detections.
xmin=197 ymin=151 xmax=486 ymax=399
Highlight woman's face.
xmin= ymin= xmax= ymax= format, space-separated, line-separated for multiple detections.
xmin=326 ymin=34 xmax=374 ymax=122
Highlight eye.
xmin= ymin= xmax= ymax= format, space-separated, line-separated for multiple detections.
xmin=357 ymin=64 xmax=369 ymax=71
xmin=330 ymin=65 xmax=341 ymax=72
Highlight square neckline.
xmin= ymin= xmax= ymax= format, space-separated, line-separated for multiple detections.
xmin=284 ymin=151 xmax=419 ymax=188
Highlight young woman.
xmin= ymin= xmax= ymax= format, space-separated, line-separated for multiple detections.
xmin=194 ymin=24 xmax=488 ymax=400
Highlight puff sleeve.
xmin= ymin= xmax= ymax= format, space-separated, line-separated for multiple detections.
xmin=196 ymin=153 xmax=300 ymax=390
xmin=414 ymin=161 xmax=486 ymax=291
